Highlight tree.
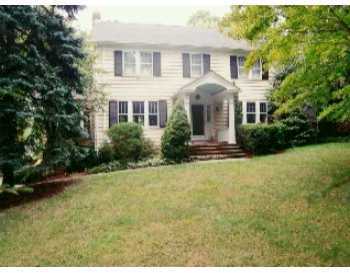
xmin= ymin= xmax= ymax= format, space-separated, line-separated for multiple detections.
xmin=187 ymin=10 xmax=220 ymax=29
xmin=220 ymin=6 xmax=350 ymax=122
xmin=161 ymin=101 xmax=191 ymax=162
xmin=0 ymin=5 xmax=87 ymax=185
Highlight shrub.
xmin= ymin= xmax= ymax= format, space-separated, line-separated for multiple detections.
xmin=161 ymin=102 xmax=191 ymax=162
xmin=98 ymin=142 xmax=115 ymax=164
xmin=238 ymin=123 xmax=286 ymax=154
xmin=140 ymin=137 xmax=157 ymax=160
xmin=280 ymin=111 xmax=317 ymax=146
xmin=14 ymin=165 xmax=54 ymax=185
xmin=66 ymin=146 xmax=99 ymax=172
xmin=87 ymin=161 xmax=125 ymax=174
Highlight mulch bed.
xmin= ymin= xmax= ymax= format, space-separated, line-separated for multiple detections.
xmin=0 ymin=172 xmax=86 ymax=212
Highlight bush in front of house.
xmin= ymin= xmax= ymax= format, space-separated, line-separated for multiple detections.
xmin=161 ymin=102 xmax=191 ymax=162
xmin=279 ymin=111 xmax=318 ymax=146
xmin=103 ymin=122 xmax=156 ymax=164
xmin=238 ymin=123 xmax=287 ymax=154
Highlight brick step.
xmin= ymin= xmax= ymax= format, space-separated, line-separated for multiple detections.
xmin=190 ymin=150 xmax=245 ymax=156
xmin=190 ymin=153 xmax=247 ymax=161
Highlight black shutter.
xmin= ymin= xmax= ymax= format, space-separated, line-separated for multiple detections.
xmin=262 ymin=60 xmax=269 ymax=80
xmin=182 ymin=53 xmax=191 ymax=78
xmin=230 ymin=55 xmax=238 ymax=79
xmin=153 ymin=52 xmax=161 ymax=77
xmin=114 ymin=51 xmax=123 ymax=76
xmin=203 ymin=54 xmax=211 ymax=74
xmin=159 ymin=100 xmax=167 ymax=128
xmin=109 ymin=101 xmax=118 ymax=128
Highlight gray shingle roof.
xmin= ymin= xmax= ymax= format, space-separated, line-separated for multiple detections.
xmin=91 ymin=21 xmax=251 ymax=51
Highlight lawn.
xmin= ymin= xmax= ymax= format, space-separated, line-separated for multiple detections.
xmin=1 ymin=142 xmax=350 ymax=266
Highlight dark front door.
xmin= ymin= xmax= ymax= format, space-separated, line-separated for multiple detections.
xmin=191 ymin=105 xmax=204 ymax=136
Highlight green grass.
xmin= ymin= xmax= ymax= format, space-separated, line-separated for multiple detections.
xmin=1 ymin=142 xmax=350 ymax=266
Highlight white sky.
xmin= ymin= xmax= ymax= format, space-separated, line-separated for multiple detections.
xmin=74 ymin=6 xmax=230 ymax=32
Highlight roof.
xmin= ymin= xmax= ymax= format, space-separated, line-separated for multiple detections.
xmin=91 ymin=21 xmax=251 ymax=51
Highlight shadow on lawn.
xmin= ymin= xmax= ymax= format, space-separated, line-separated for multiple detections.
xmin=0 ymin=178 xmax=82 ymax=211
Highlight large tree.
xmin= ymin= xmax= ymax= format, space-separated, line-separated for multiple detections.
xmin=221 ymin=6 xmax=350 ymax=122
xmin=187 ymin=10 xmax=220 ymax=29
xmin=0 ymin=5 xmax=87 ymax=185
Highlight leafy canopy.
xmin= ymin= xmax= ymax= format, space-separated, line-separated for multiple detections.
xmin=221 ymin=6 xmax=350 ymax=122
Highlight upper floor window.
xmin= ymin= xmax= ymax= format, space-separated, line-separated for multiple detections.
xmin=133 ymin=101 xmax=144 ymax=125
xmin=123 ymin=51 xmax=137 ymax=76
xmin=191 ymin=54 xmax=203 ymax=77
xmin=252 ymin=60 xmax=262 ymax=79
xmin=121 ymin=50 xmax=154 ymax=77
xmin=238 ymin=56 xmax=248 ymax=79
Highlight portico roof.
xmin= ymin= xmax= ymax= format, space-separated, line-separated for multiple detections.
xmin=178 ymin=71 xmax=240 ymax=95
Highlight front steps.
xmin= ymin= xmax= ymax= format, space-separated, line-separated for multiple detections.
xmin=190 ymin=142 xmax=247 ymax=161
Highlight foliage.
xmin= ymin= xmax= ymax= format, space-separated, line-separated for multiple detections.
xmin=0 ymin=6 xmax=87 ymax=185
xmin=107 ymin=123 xmax=155 ymax=163
xmin=161 ymin=102 xmax=191 ymax=162
xmin=0 ymin=184 xmax=33 ymax=196
xmin=87 ymin=161 xmax=125 ymax=174
xmin=279 ymin=111 xmax=318 ymax=147
xmin=187 ymin=10 xmax=220 ymax=29
xmin=14 ymin=165 xmax=54 ymax=185
xmin=66 ymin=146 xmax=99 ymax=173
xmin=97 ymin=143 xmax=115 ymax=164
xmin=238 ymin=123 xmax=286 ymax=154
xmin=221 ymin=6 xmax=350 ymax=122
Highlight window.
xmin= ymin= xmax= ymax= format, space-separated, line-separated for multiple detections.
xmin=148 ymin=101 xmax=158 ymax=126
xmin=118 ymin=101 xmax=128 ymax=123
xmin=252 ymin=60 xmax=261 ymax=79
xmin=123 ymin=51 xmax=137 ymax=76
xmin=238 ymin=56 xmax=248 ymax=78
xmin=140 ymin=52 xmax=153 ymax=76
xmin=191 ymin=54 xmax=203 ymax=77
xmin=133 ymin=101 xmax=144 ymax=125
xmin=260 ymin=102 xmax=268 ymax=123
xmin=207 ymin=105 xmax=211 ymax=122
xmin=246 ymin=102 xmax=256 ymax=124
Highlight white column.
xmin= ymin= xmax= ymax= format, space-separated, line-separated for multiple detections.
xmin=144 ymin=100 xmax=149 ymax=128
xmin=228 ymin=93 xmax=236 ymax=144
xmin=128 ymin=101 xmax=133 ymax=123
xmin=256 ymin=101 xmax=260 ymax=124
xmin=242 ymin=100 xmax=247 ymax=124
xmin=184 ymin=94 xmax=191 ymax=123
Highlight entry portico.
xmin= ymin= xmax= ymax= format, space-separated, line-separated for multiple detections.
xmin=175 ymin=71 xmax=240 ymax=144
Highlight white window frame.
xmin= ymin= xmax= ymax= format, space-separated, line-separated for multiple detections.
xmin=237 ymin=56 xmax=262 ymax=80
xmin=246 ymin=102 xmax=256 ymax=124
xmin=132 ymin=101 xmax=145 ymax=125
xmin=190 ymin=53 xmax=204 ymax=78
xmin=148 ymin=101 xmax=159 ymax=127
xmin=118 ymin=101 xmax=128 ymax=123
xmin=123 ymin=50 xmax=153 ymax=77
xmin=259 ymin=101 xmax=268 ymax=123
xmin=251 ymin=60 xmax=262 ymax=80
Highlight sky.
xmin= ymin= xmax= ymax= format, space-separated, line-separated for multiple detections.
xmin=74 ymin=6 xmax=230 ymax=32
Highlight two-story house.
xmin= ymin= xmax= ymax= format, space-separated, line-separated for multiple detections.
xmin=91 ymin=21 xmax=272 ymax=148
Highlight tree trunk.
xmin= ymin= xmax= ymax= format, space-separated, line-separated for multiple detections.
xmin=2 ymin=162 xmax=15 ymax=187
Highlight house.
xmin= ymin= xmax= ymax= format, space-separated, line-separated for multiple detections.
xmin=90 ymin=21 xmax=272 ymax=148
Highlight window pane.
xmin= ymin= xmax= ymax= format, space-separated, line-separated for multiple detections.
xmin=124 ymin=51 xmax=136 ymax=64
xmin=260 ymin=102 xmax=267 ymax=113
xmin=119 ymin=115 xmax=128 ymax=123
xmin=238 ymin=56 xmax=245 ymax=66
xmin=247 ymin=102 xmax=256 ymax=113
xmin=133 ymin=115 xmax=144 ymax=125
xmin=133 ymin=102 xmax=144 ymax=114
xmin=252 ymin=61 xmax=261 ymax=78
xmin=119 ymin=101 xmax=128 ymax=114
xmin=140 ymin=64 xmax=152 ymax=76
xmin=149 ymin=115 xmax=158 ymax=126
xmin=191 ymin=65 xmax=202 ymax=76
xmin=149 ymin=101 xmax=158 ymax=114
xmin=191 ymin=54 xmax=202 ymax=65
xmin=124 ymin=63 xmax=136 ymax=75
xmin=140 ymin=52 xmax=152 ymax=63
xmin=247 ymin=114 xmax=256 ymax=124
xmin=238 ymin=56 xmax=247 ymax=78
xmin=260 ymin=114 xmax=267 ymax=123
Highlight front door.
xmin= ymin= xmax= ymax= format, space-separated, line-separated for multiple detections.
xmin=191 ymin=104 xmax=204 ymax=136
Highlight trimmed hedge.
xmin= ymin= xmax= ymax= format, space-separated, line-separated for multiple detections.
xmin=238 ymin=123 xmax=287 ymax=155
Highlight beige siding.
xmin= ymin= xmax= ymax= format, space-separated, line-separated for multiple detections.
xmin=93 ymin=45 xmax=272 ymax=147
